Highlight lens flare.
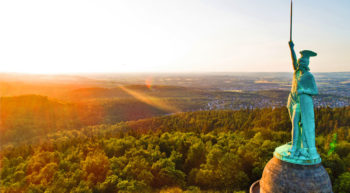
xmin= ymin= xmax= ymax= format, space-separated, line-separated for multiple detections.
xmin=145 ymin=77 xmax=153 ymax=89
xmin=118 ymin=85 xmax=180 ymax=113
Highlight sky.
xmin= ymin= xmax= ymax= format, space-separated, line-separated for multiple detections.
xmin=0 ymin=0 xmax=349 ymax=74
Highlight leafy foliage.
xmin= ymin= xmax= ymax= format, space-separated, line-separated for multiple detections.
xmin=1 ymin=107 xmax=350 ymax=192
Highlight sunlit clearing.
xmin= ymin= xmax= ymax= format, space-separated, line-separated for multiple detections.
xmin=119 ymin=85 xmax=180 ymax=113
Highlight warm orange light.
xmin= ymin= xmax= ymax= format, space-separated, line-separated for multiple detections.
xmin=145 ymin=77 xmax=153 ymax=89
xmin=119 ymin=85 xmax=180 ymax=113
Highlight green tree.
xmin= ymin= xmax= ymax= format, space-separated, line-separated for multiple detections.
xmin=81 ymin=150 xmax=109 ymax=185
xmin=334 ymin=172 xmax=350 ymax=193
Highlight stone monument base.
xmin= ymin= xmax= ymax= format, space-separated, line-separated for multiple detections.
xmin=274 ymin=142 xmax=321 ymax=165
xmin=251 ymin=157 xmax=332 ymax=193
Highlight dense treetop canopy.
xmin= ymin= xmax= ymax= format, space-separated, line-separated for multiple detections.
xmin=1 ymin=106 xmax=350 ymax=192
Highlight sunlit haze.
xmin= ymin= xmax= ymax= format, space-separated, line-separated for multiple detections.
xmin=1 ymin=0 xmax=349 ymax=74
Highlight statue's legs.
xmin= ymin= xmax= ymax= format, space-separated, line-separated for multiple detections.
xmin=288 ymin=103 xmax=302 ymax=156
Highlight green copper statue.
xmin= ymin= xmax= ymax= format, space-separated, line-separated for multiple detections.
xmin=273 ymin=41 xmax=321 ymax=165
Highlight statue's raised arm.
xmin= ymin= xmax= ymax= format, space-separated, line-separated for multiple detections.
xmin=289 ymin=41 xmax=298 ymax=70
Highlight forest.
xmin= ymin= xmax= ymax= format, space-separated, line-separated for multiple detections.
xmin=0 ymin=94 xmax=206 ymax=146
xmin=1 ymin=107 xmax=350 ymax=192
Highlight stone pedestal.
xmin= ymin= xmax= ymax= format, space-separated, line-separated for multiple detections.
xmin=274 ymin=143 xmax=321 ymax=165
xmin=255 ymin=157 xmax=332 ymax=193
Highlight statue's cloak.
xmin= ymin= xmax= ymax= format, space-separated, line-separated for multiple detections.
xmin=298 ymin=71 xmax=317 ymax=149
xmin=298 ymin=71 xmax=318 ymax=95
